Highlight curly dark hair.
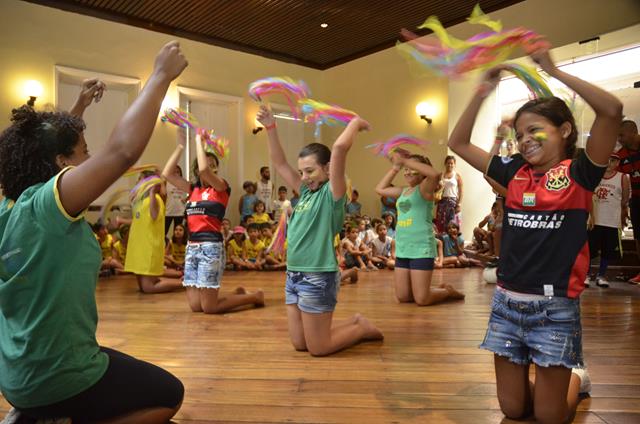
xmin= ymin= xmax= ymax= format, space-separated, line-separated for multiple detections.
xmin=0 ymin=105 xmax=85 ymax=200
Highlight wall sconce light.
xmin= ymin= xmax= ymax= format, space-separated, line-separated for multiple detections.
xmin=252 ymin=119 xmax=264 ymax=135
xmin=416 ymin=101 xmax=435 ymax=125
xmin=24 ymin=80 xmax=43 ymax=107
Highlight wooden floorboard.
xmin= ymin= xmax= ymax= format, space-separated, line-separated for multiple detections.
xmin=2 ymin=268 xmax=640 ymax=423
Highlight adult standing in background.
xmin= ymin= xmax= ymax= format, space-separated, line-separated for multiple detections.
xmin=435 ymin=155 xmax=463 ymax=234
xmin=256 ymin=166 xmax=274 ymax=215
xmin=616 ymin=120 xmax=640 ymax=283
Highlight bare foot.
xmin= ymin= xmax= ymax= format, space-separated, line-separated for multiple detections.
xmin=355 ymin=314 xmax=384 ymax=341
xmin=341 ymin=268 xmax=358 ymax=283
xmin=253 ymin=289 xmax=265 ymax=307
xmin=444 ymin=284 xmax=465 ymax=300
xmin=234 ymin=287 xmax=247 ymax=294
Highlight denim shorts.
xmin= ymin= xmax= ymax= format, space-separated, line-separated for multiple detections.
xmin=480 ymin=289 xmax=583 ymax=368
xmin=183 ymin=242 xmax=225 ymax=289
xmin=285 ymin=271 xmax=340 ymax=314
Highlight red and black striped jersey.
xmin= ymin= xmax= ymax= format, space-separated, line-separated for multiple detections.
xmin=616 ymin=147 xmax=640 ymax=198
xmin=186 ymin=182 xmax=230 ymax=242
xmin=487 ymin=151 xmax=606 ymax=298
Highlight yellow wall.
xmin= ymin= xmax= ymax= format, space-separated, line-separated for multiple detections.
xmin=0 ymin=0 xmax=325 ymax=221
xmin=1 ymin=0 xmax=639 ymax=225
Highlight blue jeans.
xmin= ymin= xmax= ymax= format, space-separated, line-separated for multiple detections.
xmin=480 ymin=289 xmax=583 ymax=368
xmin=285 ymin=271 xmax=340 ymax=313
xmin=183 ymin=242 xmax=225 ymax=289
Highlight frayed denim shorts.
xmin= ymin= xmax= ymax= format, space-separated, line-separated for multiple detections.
xmin=183 ymin=242 xmax=225 ymax=289
xmin=480 ymin=288 xmax=583 ymax=368
xmin=285 ymin=271 xmax=340 ymax=314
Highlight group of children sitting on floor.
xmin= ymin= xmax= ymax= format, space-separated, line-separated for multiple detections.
xmin=92 ymin=184 xmax=488 ymax=279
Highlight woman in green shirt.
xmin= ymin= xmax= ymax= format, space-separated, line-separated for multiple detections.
xmin=0 ymin=41 xmax=186 ymax=423
xmin=256 ymin=106 xmax=383 ymax=357
xmin=376 ymin=150 xmax=465 ymax=306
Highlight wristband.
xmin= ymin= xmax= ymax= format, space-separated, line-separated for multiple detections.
xmin=265 ymin=123 xmax=276 ymax=130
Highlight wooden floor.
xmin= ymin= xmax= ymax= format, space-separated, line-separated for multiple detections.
xmin=2 ymin=268 xmax=640 ymax=423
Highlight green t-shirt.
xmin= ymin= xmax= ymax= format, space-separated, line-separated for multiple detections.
xmin=287 ymin=182 xmax=345 ymax=272
xmin=0 ymin=169 xmax=108 ymax=408
xmin=395 ymin=186 xmax=436 ymax=259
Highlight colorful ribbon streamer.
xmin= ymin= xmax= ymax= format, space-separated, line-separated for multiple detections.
xmin=129 ymin=175 xmax=163 ymax=205
xmin=366 ymin=135 xmax=429 ymax=157
xmin=267 ymin=212 xmax=287 ymax=255
xmin=300 ymin=98 xmax=358 ymax=137
xmin=397 ymin=4 xmax=549 ymax=78
xmin=248 ymin=77 xmax=310 ymax=119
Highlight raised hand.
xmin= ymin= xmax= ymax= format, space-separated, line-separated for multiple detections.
xmin=153 ymin=41 xmax=188 ymax=82
xmin=69 ymin=78 xmax=106 ymax=116
xmin=526 ymin=39 xmax=557 ymax=75
xmin=256 ymin=105 xmax=275 ymax=128
xmin=349 ymin=116 xmax=371 ymax=132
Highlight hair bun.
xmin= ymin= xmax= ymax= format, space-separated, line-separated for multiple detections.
xmin=10 ymin=105 xmax=38 ymax=128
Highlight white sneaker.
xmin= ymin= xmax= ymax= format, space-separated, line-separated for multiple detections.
xmin=583 ymin=277 xmax=591 ymax=288
xmin=572 ymin=367 xmax=592 ymax=394
xmin=596 ymin=277 xmax=610 ymax=288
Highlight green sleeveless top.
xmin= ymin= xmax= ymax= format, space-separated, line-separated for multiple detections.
xmin=395 ymin=186 xmax=436 ymax=259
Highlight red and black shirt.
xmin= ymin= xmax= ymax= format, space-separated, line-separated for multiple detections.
xmin=616 ymin=147 xmax=640 ymax=198
xmin=487 ymin=151 xmax=606 ymax=298
xmin=186 ymin=181 xmax=230 ymax=242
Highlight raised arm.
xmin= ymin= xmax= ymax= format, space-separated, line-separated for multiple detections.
xmin=393 ymin=149 xmax=440 ymax=199
xmin=162 ymin=130 xmax=191 ymax=193
xmin=195 ymin=133 xmax=227 ymax=191
xmin=146 ymin=184 xmax=160 ymax=221
xmin=448 ymin=66 xmax=504 ymax=173
xmin=59 ymin=41 xmax=188 ymax=216
xmin=330 ymin=117 xmax=371 ymax=201
xmin=529 ymin=46 xmax=622 ymax=165
xmin=69 ymin=78 xmax=106 ymax=118
xmin=257 ymin=106 xmax=301 ymax=189
xmin=375 ymin=164 xmax=404 ymax=199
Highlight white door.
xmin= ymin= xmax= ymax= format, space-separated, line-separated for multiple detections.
xmin=56 ymin=66 xmax=140 ymax=222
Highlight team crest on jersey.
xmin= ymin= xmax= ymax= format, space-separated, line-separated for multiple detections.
xmin=545 ymin=165 xmax=570 ymax=191
xmin=202 ymin=191 xmax=210 ymax=200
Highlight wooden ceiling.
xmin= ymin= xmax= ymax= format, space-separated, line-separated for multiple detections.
xmin=24 ymin=0 xmax=524 ymax=69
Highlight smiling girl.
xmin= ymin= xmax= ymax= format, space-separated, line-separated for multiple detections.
xmin=256 ymin=105 xmax=383 ymax=357
xmin=448 ymin=41 xmax=622 ymax=423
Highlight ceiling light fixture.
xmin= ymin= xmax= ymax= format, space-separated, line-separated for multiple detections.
xmin=320 ymin=23 xmax=328 ymax=28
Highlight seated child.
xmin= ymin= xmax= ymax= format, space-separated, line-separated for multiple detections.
xmin=165 ymin=223 xmax=187 ymax=270
xmin=342 ymin=225 xmax=376 ymax=271
xmin=113 ymin=224 xmax=129 ymax=266
xmin=370 ymin=223 xmax=395 ymax=269
xmin=472 ymin=202 xmax=499 ymax=256
xmin=244 ymin=223 xmax=266 ymax=270
xmin=442 ymin=221 xmax=481 ymax=267
xmin=261 ymin=223 xmax=285 ymax=270
xmin=228 ymin=226 xmax=249 ymax=270
xmin=93 ymin=222 xmax=124 ymax=276
xmin=252 ymin=200 xmax=270 ymax=224
xmin=382 ymin=212 xmax=396 ymax=239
